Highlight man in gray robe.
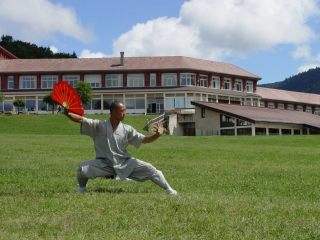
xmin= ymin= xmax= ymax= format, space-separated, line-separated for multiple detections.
xmin=64 ymin=101 xmax=177 ymax=195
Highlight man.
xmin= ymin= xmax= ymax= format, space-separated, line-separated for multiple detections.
xmin=64 ymin=101 xmax=177 ymax=195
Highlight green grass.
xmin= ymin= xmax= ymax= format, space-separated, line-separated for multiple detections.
xmin=1 ymin=114 xmax=320 ymax=239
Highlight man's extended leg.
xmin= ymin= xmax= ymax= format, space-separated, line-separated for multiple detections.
xmin=150 ymin=170 xmax=177 ymax=195
xmin=128 ymin=160 xmax=177 ymax=195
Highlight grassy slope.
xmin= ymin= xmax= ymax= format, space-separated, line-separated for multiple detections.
xmin=1 ymin=114 xmax=320 ymax=239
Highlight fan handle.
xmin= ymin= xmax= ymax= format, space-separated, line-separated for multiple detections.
xmin=62 ymin=102 xmax=69 ymax=109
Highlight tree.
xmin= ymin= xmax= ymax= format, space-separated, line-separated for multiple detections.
xmin=42 ymin=91 xmax=55 ymax=114
xmin=13 ymin=99 xmax=26 ymax=112
xmin=75 ymin=81 xmax=92 ymax=106
xmin=1 ymin=35 xmax=77 ymax=59
xmin=0 ymin=91 xmax=4 ymax=104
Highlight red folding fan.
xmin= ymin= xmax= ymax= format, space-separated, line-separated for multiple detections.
xmin=52 ymin=81 xmax=84 ymax=116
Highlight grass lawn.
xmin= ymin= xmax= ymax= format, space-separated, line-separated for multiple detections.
xmin=1 ymin=114 xmax=320 ymax=239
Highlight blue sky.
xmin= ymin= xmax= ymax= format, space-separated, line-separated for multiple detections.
xmin=1 ymin=0 xmax=320 ymax=84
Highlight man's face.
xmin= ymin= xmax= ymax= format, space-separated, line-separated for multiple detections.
xmin=114 ymin=103 xmax=126 ymax=121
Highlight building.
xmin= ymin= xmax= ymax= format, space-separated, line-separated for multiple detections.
xmin=0 ymin=47 xmax=320 ymax=136
xmin=190 ymin=101 xmax=320 ymax=136
xmin=0 ymin=46 xmax=18 ymax=60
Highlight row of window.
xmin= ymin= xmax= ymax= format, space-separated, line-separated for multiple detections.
xmin=1 ymin=73 xmax=254 ymax=92
xmin=220 ymin=127 xmax=320 ymax=136
xmin=220 ymin=128 xmax=304 ymax=136
xmin=0 ymin=95 xmax=203 ymax=113
xmin=260 ymin=101 xmax=319 ymax=113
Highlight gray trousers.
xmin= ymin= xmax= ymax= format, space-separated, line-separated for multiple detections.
xmin=77 ymin=158 xmax=170 ymax=190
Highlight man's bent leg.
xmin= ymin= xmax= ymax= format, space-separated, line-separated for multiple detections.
xmin=76 ymin=159 xmax=116 ymax=192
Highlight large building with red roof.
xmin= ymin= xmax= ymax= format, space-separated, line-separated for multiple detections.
xmin=0 ymin=47 xmax=319 ymax=136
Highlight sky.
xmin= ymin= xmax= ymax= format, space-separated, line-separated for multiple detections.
xmin=0 ymin=0 xmax=320 ymax=84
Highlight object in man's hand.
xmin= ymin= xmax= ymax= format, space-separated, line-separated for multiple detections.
xmin=52 ymin=81 xmax=84 ymax=116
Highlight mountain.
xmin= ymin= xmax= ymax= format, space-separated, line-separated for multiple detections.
xmin=258 ymin=67 xmax=320 ymax=94
xmin=0 ymin=35 xmax=77 ymax=59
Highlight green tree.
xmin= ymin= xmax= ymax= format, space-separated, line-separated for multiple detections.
xmin=42 ymin=91 xmax=55 ymax=114
xmin=0 ymin=91 xmax=4 ymax=104
xmin=75 ymin=81 xmax=92 ymax=106
xmin=1 ymin=35 xmax=77 ymax=59
xmin=13 ymin=99 xmax=26 ymax=112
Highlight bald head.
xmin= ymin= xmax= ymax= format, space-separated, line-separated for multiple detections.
xmin=110 ymin=101 xmax=124 ymax=114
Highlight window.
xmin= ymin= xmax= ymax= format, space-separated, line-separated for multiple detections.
xmin=246 ymin=81 xmax=253 ymax=93
xmin=8 ymin=76 xmax=14 ymax=89
xmin=125 ymin=98 xmax=145 ymax=109
xmin=19 ymin=76 xmax=36 ymax=89
xmin=268 ymin=102 xmax=275 ymax=108
xmin=26 ymin=99 xmax=36 ymax=111
xmin=287 ymin=104 xmax=294 ymax=110
xmin=4 ymin=100 xmax=13 ymax=111
xmin=237 ymin=128 xmax=252 ymax=136
xmin=235 ymin=80 xmax=242 ymax=91
xmin=278 ymin=103 xmax=284 ymax=109
xmin=165 ymin=97 xmax=185 ymax=109
xmin=237 ymin=119 xmax=252 ymax=126
xmin=199 ymin=75 xmax=207 ymax=87
xmin=162 ymin=73 xmax=177 ymax=86
xmin=63 ymin=75 xmax=80 ymax=87
xmin=127 ymin=74 xmax=144 ymax=87
xmin=220 ymin=114 xmax=235 ymax=127
xmin=103 ymin=94 xmax=123 ymax=110
xmin=281 ymin=129 xmax=291 ymax=135
xmin=306 ymin=106 xmax=312 ymax=113
xmin=269 ymin=128 xmax=279 ymax=135
xmin=315 ymin=108 xmax=320 ymax=115
xmin=255 ymin=128 xmax=266 ymax=135
xmin=186 ymin=96 xmax=194 ymax=108
xmin=180 ymin=73 xmax=195 ymax=86
xmin=297 ymin=105 xmax=303 ymax=111
xmin=221 ymin=129 xmax=235 ymax=136
xmin=212 ymin=76 xmax=220 ymax=89
xmin=150 ymin=73 xmax=156 ymax=87
xmin=260 ymin=101 xmax=265 ymax=107
xmin=41 ymin=75 xmax=58 ymax=89
xmin=223 ymin=78 xmax=231 ymax=90
xmin=106 ymin=74 xmax=123 ymax=87
xmin=294 ymin=129 xmax=301 ymax=135
xmin=38 ymin=99 xmax=47 ymax=111
xmin=201 ymin=108 xmax=205 ymax=118
xmin=84 ymin=74 xmax=101 ymax=88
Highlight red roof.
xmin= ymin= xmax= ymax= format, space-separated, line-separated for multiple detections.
xmin=192 ymin=101 xmax=320 ymax=130
xmin=0 ymin=56 xmax=261 ymax=79
xmin=256 ymin=87 xmax=320 ymax=105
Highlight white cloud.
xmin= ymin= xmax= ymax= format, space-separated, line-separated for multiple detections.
xmin=50 ymin=46 xmax=58 ymax=53
xmin=111 ymin=0 xmax=320 ymax=61
xmin=298 ymin=64 xmax=320 ymax=73
xmin=0 ymin=0 xmax=95 ymax=44
xmin=293 ymin=46 xmax=320 ymax=73
xmin=79 ymin=49 xmax=109 ymax=58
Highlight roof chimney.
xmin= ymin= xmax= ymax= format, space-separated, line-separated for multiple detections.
xmin=120 ymin=52 xmax=124 ymax=66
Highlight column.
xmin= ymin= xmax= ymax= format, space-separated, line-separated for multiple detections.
xmin=208 ymin=74 xmax=212 ymax=88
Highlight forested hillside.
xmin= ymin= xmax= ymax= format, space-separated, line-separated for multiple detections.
xmin=0 ymin=35 xmax=77 ymax=59
xmin=259 ymin=67 xmax=320 ymax=94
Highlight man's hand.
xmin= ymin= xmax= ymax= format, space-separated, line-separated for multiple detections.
xmin=155 ymin=121 xmax=163 ymax=136
xmin=64 ymin=108 xmax=83 ymax=123
xmin=142 ymin=121 xmax=164 ymax=144
xmin=64 ymin=107 xmax=70 ymax=115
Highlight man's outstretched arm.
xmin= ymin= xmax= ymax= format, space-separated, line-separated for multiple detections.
xmin=142 ymin=121 xmax=163 ymax=144
xmin=64 ymin=108 xmax=83 ymax=124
